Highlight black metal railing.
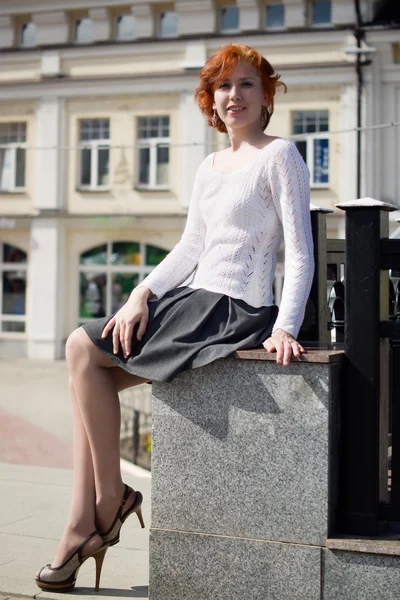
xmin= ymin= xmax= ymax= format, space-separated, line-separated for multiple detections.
xmin=303 ymin=200 xmax=400 ymax=536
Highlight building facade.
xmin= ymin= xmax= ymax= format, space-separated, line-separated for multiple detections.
xmin=0 ymin=0 xmax=399 ymax=359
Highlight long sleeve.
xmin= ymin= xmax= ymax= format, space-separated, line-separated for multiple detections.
xmin=268 ymin=140 xmax=314 ymax=338
xmin=138 ymin=165 xmax=207 ymax=300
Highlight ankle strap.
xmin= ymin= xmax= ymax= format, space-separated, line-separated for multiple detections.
xmin=118 ymin=484 xmax=132 ymax=517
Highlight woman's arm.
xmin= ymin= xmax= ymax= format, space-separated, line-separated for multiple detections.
xmin=136 ymin=164 xmax=207 ymax=299
xmin=267 ymin=139 xmax=315 ymax=339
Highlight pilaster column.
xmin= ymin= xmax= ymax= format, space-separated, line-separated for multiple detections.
xmin=33 ymin=11 xmax=69 ymax=46
xmin=237 ymin=0 xmax=260 ymax=31
xmin=179 ymin=93 xmax=208 ymax=209
xmin=89 ymin=8 xmax=111 ymax=42
xmin=176 ymin=0 xmax=216 ymax=35
xmin=132 ymin=3 xmax=154 ymax=39
xmin=283 ymin=0 xmax=307 ymax=28
xmin=0 ymin=16 xmax=15 ymax=48
xmin=339 ymin=84 xmax=358 ymax=203
xmin=28 ymin=219 xmax=65 ymax=360
xmin=34 ymin=97 xmax=66 ymax=210
xmin=332 ymin=0 xmax=354 ymax=26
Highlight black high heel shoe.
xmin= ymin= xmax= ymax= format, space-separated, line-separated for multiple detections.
xmin=100 ymin=484 xmax=145 ymax=547
xmin=35 ymin=531 xmax=108 ymax=593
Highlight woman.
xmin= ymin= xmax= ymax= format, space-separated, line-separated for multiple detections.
xmin=35 ymin=43 xmax=314 ymax=592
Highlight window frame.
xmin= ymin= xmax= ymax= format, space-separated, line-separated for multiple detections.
xmin=264 ymin=2 xmax=285 ymax=30
xmin=219 ymin=5 xmax=240 ymax=34
xmin=0 ymin=123 xmax=27 ymax=193
xmin=157 ymin=9 xmax=178 ymax=38
xmin=78 ymin=241 xmax=168 ymax=326
xmin=292 ymin=110 xmax=330 ymax=189
xmin=0 ymin=242 xmax=28 ymax=338
xmin=136 ymin=116 xmax=170 ymax=191
xmin=309 ymin=0 xmax=332 ymax=27
xmin=115 ymin=13 xmax=136 ymax=41
xmin=74 ymin=17 xmax=93 ymax=44
xmin=78 ymin=119 xmax=110 ymax=192
xmin=19 ymin=21 xmax=36 ymax=48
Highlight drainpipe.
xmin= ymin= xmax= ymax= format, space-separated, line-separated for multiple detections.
xmin=355 ymin=0 xmax=363 ymax=199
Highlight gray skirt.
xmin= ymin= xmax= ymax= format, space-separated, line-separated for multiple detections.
xmin=82 ymin=286 xmax=278 ymax=383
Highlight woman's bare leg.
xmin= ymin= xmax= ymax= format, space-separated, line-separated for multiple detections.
xmin=50 ymin=329 xmax=147 ymax=566
xmin=51 ymin=377 xmax=100 ymax=567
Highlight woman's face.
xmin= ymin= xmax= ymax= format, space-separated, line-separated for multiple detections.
xmin=212 ymin=60 xmax=266 ymax=132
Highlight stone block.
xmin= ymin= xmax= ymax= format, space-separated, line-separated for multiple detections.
xmin=152 ymin=357 xmax=341 ymax=546
xmin=150 ymin=529 xmax=321 ymax=600
xmin=323 ymin=548 xmax=400 ymax=600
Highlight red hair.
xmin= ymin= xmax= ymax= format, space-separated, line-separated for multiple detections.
xmin=194 ymin=44 xmax=286 ymax=133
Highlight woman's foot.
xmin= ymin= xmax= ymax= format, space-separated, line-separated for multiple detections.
xmin=50 ymin=528 xmax=104 ymax=569
xmin=35 ymin=530 xmax=108 ymax=593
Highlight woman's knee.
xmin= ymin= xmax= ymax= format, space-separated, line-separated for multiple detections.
xmin=65 ymin=327 xmax=92 ymax=370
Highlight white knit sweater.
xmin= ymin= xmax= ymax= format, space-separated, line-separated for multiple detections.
xmin=139 ymin=138 xmax=314 ymax=338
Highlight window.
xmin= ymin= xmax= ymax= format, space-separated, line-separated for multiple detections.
xmin=265 ymin=3 xmax=285 ymax=29
xmin=158 ymin=10 xmax=178 ymax=37
xmin=137 ymin=116 xmax=170 ymax=189
xmin=116 ymin=14 xmax=135 ymax=40
xmin=220 ymin=6 xmax=239 ymax=32
xmin=78 ymin=241 xmax=168 ymax=324
xmin=75 ymin=17 xmax=93 ymax=43
xmin=0 ymin=243 xmax=27 ymax=334
xmin=78 ymin=119 xmax=110 ymax=190
xmin=0 ymin=123 xmax=26 ymax=192
xmin=20 ymin=21 xmax=36 ymax=47
xmin=292 ymin=110 xmax=329 ymax=187
xmin=310 ymin=1 xmax=332 ymax=25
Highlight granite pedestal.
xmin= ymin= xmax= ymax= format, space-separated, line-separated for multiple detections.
xmin=149 ymin=349 xmax=343 ymax=599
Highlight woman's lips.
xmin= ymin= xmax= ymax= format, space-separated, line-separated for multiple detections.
xmin=228 ymin=107 xmax=245 ymax=114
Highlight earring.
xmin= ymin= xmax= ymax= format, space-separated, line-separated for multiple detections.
xmin=261 ymin=106 xmax=269 ymax=130
xmin=212 ymin=110 xmax=218 ymax=128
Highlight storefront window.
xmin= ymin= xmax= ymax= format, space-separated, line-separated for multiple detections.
xmin=79 ymin=272 xmax=107 ymax=320
xmin=80 ymin=244 xmax=107 ymax=265
xmin=78 ymin=241 xmax=168 ymax=325
xmin=0 ymin=242 xmax=27 ymax=334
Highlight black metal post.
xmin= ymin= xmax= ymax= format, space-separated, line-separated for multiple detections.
xmin=390 ymin=341 xmax=400 ymax=516
xmin=132 ymin=409 xmax=140 ymax=465
xmin=338 ymin=202 xmax=390 ymax=535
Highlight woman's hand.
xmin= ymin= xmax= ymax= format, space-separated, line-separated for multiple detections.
xmin=262 ymin=328 xmax=305 ymax=367
xmin=101 ymin=287 xmax=151 ymax=358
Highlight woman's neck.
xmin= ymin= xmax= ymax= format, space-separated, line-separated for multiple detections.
xmin=227 ymin=126 xmax=268 ymax=152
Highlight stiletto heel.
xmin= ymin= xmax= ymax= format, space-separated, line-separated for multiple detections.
xmin=94 ymin=546 xmax=107 ymax=592
xmin=135 ymin=505 xmax=145 ymax=529
xmin=35 ymin=531 xmax=108 ymax=593
xmin=100 ymin=484 xmax=145 ymax=546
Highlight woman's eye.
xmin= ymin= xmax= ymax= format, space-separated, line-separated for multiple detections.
xmin=242 ymin=81 xmax=252 ymax=87
xmin=219 ymin=83 xmax=229 ymax=88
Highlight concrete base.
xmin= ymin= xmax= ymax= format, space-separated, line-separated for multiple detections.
xmin=150 ymin=529 xmax=321 ymax=600
xmin=150 ymin=351 xmax=343 ymax=599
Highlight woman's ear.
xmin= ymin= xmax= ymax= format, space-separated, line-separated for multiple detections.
xmin=212 ymin=102 xmax=216 ymax=111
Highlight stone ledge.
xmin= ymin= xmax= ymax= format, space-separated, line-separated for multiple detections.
xmin=327 ymin=536 xmax=400 ymax=556
xmin=234 ymin=348 xmax=344 ymax=364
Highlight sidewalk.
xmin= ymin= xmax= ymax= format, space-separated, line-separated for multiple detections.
xmin=0 ymin=461 xmax=151 ymax=600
